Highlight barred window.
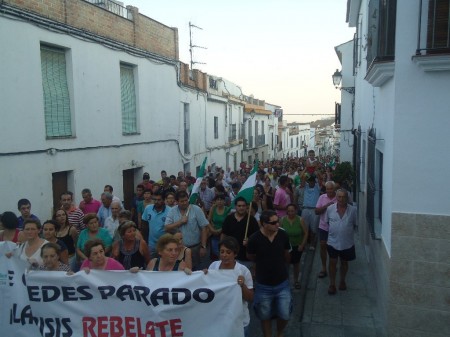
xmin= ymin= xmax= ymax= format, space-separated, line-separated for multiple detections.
xmin=120 ymin=64 xmax=137 ymax=134
xmin=40 ymin=45 xmax=72 ymax=138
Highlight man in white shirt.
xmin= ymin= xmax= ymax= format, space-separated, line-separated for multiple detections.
xmin=324 ymin=189 xmax=357 ymax=295
xmin=104 ymin=201 xmax=121 ymax=240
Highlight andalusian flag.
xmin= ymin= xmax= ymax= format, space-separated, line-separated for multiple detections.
xmin=236 ymin=161 xmax=258 ymax=204
xmin=189 ymin=157 xmax=207 ymax=204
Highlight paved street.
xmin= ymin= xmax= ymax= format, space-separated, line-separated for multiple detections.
xmin=248 ymin=234 xmax=384 ymax=337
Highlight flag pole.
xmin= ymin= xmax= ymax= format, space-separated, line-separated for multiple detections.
xmin=244 ymin=203 xmax=252 ymax=240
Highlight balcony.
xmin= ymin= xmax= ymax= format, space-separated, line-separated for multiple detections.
xmin=228 ymin=124 xmax=237 ymax=143
xmin=256 ymin=134 xmax=266 ymax=147
xmin=414 ymin=0 xmax=450 ymax=71
xmin=243 ymin=136 xmax=254 ymax=150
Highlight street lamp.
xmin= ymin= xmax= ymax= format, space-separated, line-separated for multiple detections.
xmin=332 ymin=69 xmax=355 ymax=94
xmin=244 ymin=109 xmax=256 ymax=123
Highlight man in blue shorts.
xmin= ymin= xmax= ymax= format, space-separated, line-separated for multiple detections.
xmin=325 ymin=188 xmax=357 ymax=295
xmin=247 ymin=210 xmax=292 ymax=337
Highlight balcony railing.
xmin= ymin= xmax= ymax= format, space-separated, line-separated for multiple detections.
xmin=248 ymin=136 xmax=254 ymax=148
xmin=239 ymin=123 xmax=245 ymax=140
xmin=256 ymin=134 xmax=266 ymax=147
xmin=416 ymin=0 xmax=450 ymax=55
xmin=85 ymin=0 xmax=131 ymax=19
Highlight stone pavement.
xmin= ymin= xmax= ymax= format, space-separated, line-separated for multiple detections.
xmin=248 ymin=234 xmax=385 ymax=337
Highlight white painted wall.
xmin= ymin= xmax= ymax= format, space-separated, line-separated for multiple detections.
xmin=346 ymin=0 xmax=450 ymax=253
xmin=335 ymin=41 xmax=355 ymax=163
xmin=0 ymin=16 xmax=186 ymax=219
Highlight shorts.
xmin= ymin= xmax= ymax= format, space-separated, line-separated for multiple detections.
xmin=318 ymin=228 xmax=329 ymax=242
xmin=253 ymin=279 xmax=292 ymax=321
xmin=289 ymin=246 xmax=303 ymax=264
xmin=327 ymin=245 xmax=356 ymax=261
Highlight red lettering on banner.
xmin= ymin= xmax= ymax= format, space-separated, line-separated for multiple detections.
xmin=110 ymin=316 xmax=124 ymax=337
xmin=145 ymin=320 xmax=156 ymax=337
xmin=97 ymin=316 xmax=108 ymax=337
xmin=83 ymin=317 xmax=96 ymax=337
xmin=125 ymin=316 xmax=136 ymax=337
xmin=155 ymin=320 xmax=169 ymax=337
xmin=82 ymin=316 xmax=183 ymax=337
xmin=170 ymin=318 xmax=183 ymax=337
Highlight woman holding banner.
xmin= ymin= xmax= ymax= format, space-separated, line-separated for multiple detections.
xmin=80 ymin=238 xmax=124 ymax=271
xmin=147 ymin=234 xmax=187 ymax=272
xmin=18 ymin=218 xmax=48 ymax=266
xmin=38 ymin=242 xmax=71 ymax=271
xmin=206 ymin=236 xmax=253 ymax=337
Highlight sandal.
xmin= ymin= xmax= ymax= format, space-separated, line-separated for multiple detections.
xmin=339 ymin=282 xmax=347 ymax=291
xmin=318 ymin=271 xmax=327 ymax=278
xmin=294 ymin=282 xmax=301 ymax=289
xmin=328 ymin=285 xmax=337 ymax=295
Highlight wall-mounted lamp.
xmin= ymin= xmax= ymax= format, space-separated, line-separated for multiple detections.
xmin=332 ymin=69 xmax=355 ymax=94
xmin=244 ymin=109 xmax=256 ymax=122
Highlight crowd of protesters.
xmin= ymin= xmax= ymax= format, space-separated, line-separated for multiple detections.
xmin=1 ymin=151 xmax=358 ymax=337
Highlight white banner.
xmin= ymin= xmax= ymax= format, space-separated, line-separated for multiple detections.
xmin=0 ymin=243 xmax=245 ymax=337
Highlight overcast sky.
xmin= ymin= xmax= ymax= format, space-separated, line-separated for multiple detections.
xmin=124 ymin=0 xmax=355 ymax=123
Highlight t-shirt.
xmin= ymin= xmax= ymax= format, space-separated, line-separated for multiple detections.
xmin=222 ymin=213 xmax=259 ymax=262
xmin=76 ymin=228 xmax=112 ymax=253
xmin=273 ymin=187 xmax=291 ymax=218
xmin=247 ymin=229 xmax=290 ymax=286
xmin=80 ymin=257 xmax=124 ymax=270
xmin=208 ymin=261 xmax=253 ymax=327
xmin=280 ymin=216 xmax=305 ymax=247
xmin=211 ymin=206 xmax=232 ymax=230
xmin=79 ymin=199 xmax=102 ymax=215
xmin=316 ymin=194 xmax=337 ymax=231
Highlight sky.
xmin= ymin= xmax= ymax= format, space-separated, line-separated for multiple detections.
xmin=124 ymin=0 xmax=355 ymax=123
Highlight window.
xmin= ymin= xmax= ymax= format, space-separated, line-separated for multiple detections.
xmin=184 ymin=103 xmax=190 ymax=154
xmin=41 ymin=45 xmax=72 ymax=138
xmin=366 ymin=128 xmax=378 ymax=238
xmin=214 ymin=117 xmax=219 ymax=139
xmin=209 ymin=77 xmax=218 ymax=89
xmin=335 ymin=103 xmax=341 ymax=125
xmin=367 ymin=0 xmax=397 ymax=68
xmin=426 ymin=0 xmax=450 ymax=53
xmin=120 ymin=63 xmax=137 ymax=134
xmin=376 ymin=150 xmax=383 ymax=224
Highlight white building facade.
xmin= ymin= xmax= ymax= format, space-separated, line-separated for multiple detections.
xmin=338 ymin=1 xmax=450 ymax=335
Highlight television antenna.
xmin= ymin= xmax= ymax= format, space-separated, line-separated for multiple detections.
xmin=189 ymin=22 xmax=207 ymax=70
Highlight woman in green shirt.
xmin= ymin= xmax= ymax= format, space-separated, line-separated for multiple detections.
xmin=281 ymin=203 xmax=308 ymax=289
xmin=208 ymin=193 xmax=231 ymax=260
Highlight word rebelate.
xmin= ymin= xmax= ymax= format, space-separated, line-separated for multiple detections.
xmin=83 ymin=316 xmax=183 ymax=337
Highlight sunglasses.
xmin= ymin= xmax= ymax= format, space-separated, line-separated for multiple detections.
xmin=265 ymin=220 xmax=279 ymax=225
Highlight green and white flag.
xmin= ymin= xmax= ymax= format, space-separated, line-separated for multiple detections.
xmin=189 ymin=157 xmax=207 ymax=204
xmin=236 ymin=161 xmax=258 ymax=204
